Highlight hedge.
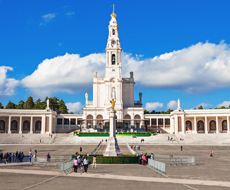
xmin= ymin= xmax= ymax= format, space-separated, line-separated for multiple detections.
xmin=74 ymin=132 xmax=152 ymax=137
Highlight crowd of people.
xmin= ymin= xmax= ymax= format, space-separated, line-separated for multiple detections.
xmin=130 ymin=145 xmax=141 ymax=150
xmin=0 ymin=151 xmax=25 ymax=164
xmin=138 ymin=152 xmax=154 ymax=166
xmin=72 ymin=151 xmax=97 ymax=174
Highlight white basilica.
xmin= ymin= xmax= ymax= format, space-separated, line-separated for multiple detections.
xmin=0 ymin=9 xmax=230 ymax=135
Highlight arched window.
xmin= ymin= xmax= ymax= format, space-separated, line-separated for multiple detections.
xmin=112 ymin=29 xmax=115 ymax=35
xmin=186 ymin=121 xmax=192 ymax=131
xmin=11 ymin=120 xmax=18 ymax=131
xmin=197 ymin=120 xmax=204 ymax=131
xmin=0 ymin=120 xmax=5 ymax=132
xmin=222 ymin=120 xmax=227 ymax=131
xmin=112 ymin=54 xmax=116 ymax=65
xmin=210 ymin=120 xmax=216 ymax=131
xmin=23 ymin=120 xmax=30 ymax=131
xmin=35 ymin=120 xmax=41 ymax=132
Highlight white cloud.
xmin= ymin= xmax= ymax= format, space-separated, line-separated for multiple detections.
xmin=21 ymin=53 xmax=106 ymax=97
xmin=145 ymin=102 xmax=163 ymax=111
xmin=66 ymin=102 xmax=84 ymax=113
xmin=0 ymin=66 xmax=19 ymax=96
xmin=195 ymin=103 xmax=212 ymax=109
xmin=66 ymin=11 xmax=75 ymax=16
xmin=40 ymin=13 xmax=56 ymax=25
xmin=121 ymin=41 xmax=230 ymax=94
xmin=167 ymin=100 xmax=177 ymax=109
xmin=217 ymin=101 xmax=230 ymax=108
xmin=21 ymin=41 xmax=230 ymax=96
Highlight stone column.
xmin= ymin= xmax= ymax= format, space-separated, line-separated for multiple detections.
xmin=175 ymin=115 xmax=178 ymax=134
xmin=216 ymin=116 xmax=219 ymax=134
xmin=8 ymin=116 xmax=11 ymax=134
xmin=150 ymin=118 xmax=152 ymax=128
xmin=182 ymin=115 xmax=185 ymax=134
xmin=62 ymin=118 xmax=64 ymax=130
xmin=30 ymin=116 xmax=33 ymax=134
xmin=227 ymin=116 xmax=230 ymax=134
xmin=69 ymin=118 xmax=71 ymax=129
xmin=109 ymin=110 xmax=116 ymax=137
xmin=156 ymin=118 xmax=158 ymax=129
xmin=41 ymin=115 xmax=45 ymax=134
xmin=19 ymin=116 xmax=22 ymax=134
xmin=194 ymin=116 xmax=197 ymax=133
xmin=205 ymin=116 xmax=208 ymax=134
xmin=49 ymin=115 xmax=52 ymax=134
xmin=163 ymin=118 xmax=165 ymax=129
xmin=131 ymin=114 xmax=134 ymax=127
xmin=170 ymin=117 xmax=174 ymax=134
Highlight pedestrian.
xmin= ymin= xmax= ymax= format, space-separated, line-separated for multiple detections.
xmin=80 ymin=147 xmax=82 ymax=153
xmin=138 ymin=154 xmax=142 ymax=165
xmin=142 ymin=153 xmax=146 ymax=166
xmin=29 ymin=150 xmax=32 ymax=156
xmin=168 ymin=136 xmax=169 ymax=141
xmin=0 ymin=153 xmax=3 ymax=162
xmin=181 ymin=146 xmax=183 ymax=151
xmin=134 ymin=145 xmax=136 ymax=150
xmin=40 ymin=139 xmax=41 ymax=143
xmin=83 ymin=157 xmax=89 ymax=173
xmin=12 ymin=153 xmax=15 ymax=162
xmin=35 ymin=150 xmax=37 ymax=156
xmin=46 ymin=153 xmax=50 ymax=162
xmin=151 ymin=153 xmax=154 ymax=160
xmin=9 ymin=153 xmax=12 ymax=162
xmin=4 ymin=154 xmax=7 ymax=164
xmin=73 ymin=158 xmax=78 ymax=173
xmin=210 ymin=150 xmax=213 ymax=157
xmin=29 ymin=154 xmax=32 ymax=164
xmin=92 ymin=156 xmax=97 ymax=169
xmin=105 ymin=139 xmax=107 ymax=143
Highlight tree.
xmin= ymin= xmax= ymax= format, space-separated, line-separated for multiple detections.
xmin=5 ymin=101 xmax=16 ymax=109
xmin=161 ymin=109 xmax=173 ymax=114
xmin=16 ymin=100 xmax=24 ymax=109
xmin=69 ymin=112 xmax=74 ymax=114
xmin=49 ymin=97 xmax=59 ymax=111
xmin=0 ymin=102 xmax=4 ymax=109
xmin=58 ymin=99 xmax=68 ymax=114
xmin=24 ymin=96 xmax=34 ymax=109
xmin=34 ymin=98 xmax=45 ymax=109
xmin=198 ymin=105 xmax=203 ymax=110
xmin=144 ymin=110 xmax=149 ymax=114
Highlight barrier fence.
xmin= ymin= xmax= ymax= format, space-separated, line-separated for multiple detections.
xmin=154 ymin=154 xmax=195 ymax=166
xmin=91 ymin=141 xmax=102 ymax=155
xmin=60 ymin=160 xmax=74 ymax=174
xmin=148 ymin=159 xmax=166 ymax=174
xmin=32 ymin=156 xmax=70 ymax=167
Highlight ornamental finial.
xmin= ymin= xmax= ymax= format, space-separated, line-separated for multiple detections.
xmin=111 ymin=4 xmax=117 ymax=18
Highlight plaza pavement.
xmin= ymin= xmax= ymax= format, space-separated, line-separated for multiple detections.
xmin=0 ymin=145 xmax=230 ymax=189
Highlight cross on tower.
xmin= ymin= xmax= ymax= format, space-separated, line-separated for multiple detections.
xmin=112 ymin=4 xmax=115 ymax=13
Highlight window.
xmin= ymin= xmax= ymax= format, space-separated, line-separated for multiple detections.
xmin=71 ymin=119 xmax=76 ymax=125
xmin=112 ymin=29 xmax=115 ymax=35
xmin=64 ymin=119 xmax=69 ymax=125
xmin=57 ymin=118 xmax=62 ymax=125
xmin=112 ymin=54 xmax=115 ymax=65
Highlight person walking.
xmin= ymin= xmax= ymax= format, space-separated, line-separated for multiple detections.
xmin=80 ymin=147 xmax=82 ymax=153
xmin=142 ymin=153 xmax=147 ymax=166
xmin=73 ymin=158 xmax=78 ymax=173
xmin=12 ymin=153 xmax=15 ymax=162
xmin=181 ymin=146 xmax=183 ymax=151
xmin=151 ymin=153 xmax=154 ymax=160
xmin=83 ymin=157 xmax=89 ymax=173
xmin=210 ymin=150 xmax=213 ymax=157
xmin=92 ymin=156 xmax=97 ymax=169
xmin=29 ymin=154 xmax=33 ymax=164
xmin=138 ymin=154 xmax=142 ymax=165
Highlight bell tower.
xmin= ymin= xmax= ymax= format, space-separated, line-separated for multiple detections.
xmin=105 ymin=5 xmax=122 ymax=80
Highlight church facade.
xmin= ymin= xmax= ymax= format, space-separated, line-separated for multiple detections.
xmin=0 ymin=10 xmax=230 ymax=135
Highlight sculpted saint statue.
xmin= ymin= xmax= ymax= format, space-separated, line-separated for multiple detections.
xmin=46 ymin=99 xmax=50 ymax=109
xmin=110 ymin=99 xmax=116 ymax=110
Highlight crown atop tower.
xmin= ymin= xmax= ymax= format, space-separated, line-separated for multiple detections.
xmin=110 ymin=4 xmax=117 ymax=18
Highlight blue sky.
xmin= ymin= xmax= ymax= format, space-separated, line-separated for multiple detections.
xmin=1 ymin=0 xmax=230 ymax=113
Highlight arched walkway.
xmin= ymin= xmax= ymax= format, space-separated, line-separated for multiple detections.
xmin=210 ymin=120 xmax=216 ymax=131
xmin=0 ymin=120 xmax=5 ymax=133
xmin=124 ymin=114 xmax=131 ymax=130
xmin=186 ymin=121 xmax=192 ymax=131
xmin=86 ymin=115 xmax=93 ymax=128
xmin=222 ymin=120 xmax=227 ymax=131
xmin=11 ymin=120 xmax=18 ymax=133
xmin=197 ymin=120 xmax=204 ymax=132
xmin=96 ymin=115 xmax=103 ymax=130
xmin=134 ymin=115 xmax=141 ymax=129
xmin=35 ymin=120 xmax=41 ymax=133
xmin=23 ymin=120 xmax=30 ymax=132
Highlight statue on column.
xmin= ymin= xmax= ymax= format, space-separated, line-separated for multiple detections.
xmin=85 ymin=92 xmax=88 ymax=104
xmin=110 ymin=99 xmax=116 ymax=111
xmin=46 ymin=99 xmax=50 ymax=110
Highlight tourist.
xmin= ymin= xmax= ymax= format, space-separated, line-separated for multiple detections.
xmin=142 ymin=153 xmax=147 ymax=166
xmin=83 ymin=157 xmax=89 ymax=173
xmin=9 ymin=153 xmax=12 ymax=162
xmin=210 ymin=150 xmax=213 ymax=157
xmin=4 ymin=154 xmax=7 ymax=164
xmin=29 ymin=154 xmax=33 ymax=164
xmin=0 ymin=153 xmax=3 ymax=162
xmin=35 ymin=150 xmax=37 ymax=157
xmin=46 ymin=153 xmax=51 ymax=162
xmin=105 ymin=139 xmax=107 ymax=143
xmin=80 ymin=147 xmax=82 ymax=153
xmin=12 ymin=153 xmax=15 ymax=162
xmin=181 ymin=146 xmax=183 ymax=151
xmin=134 ymin=145 xmax=136 ymax=150
xmin=138 ymin=145 xmax=140 ymax=150
xmin=92 ymin=155 xmax=97 ymax=169
xmin=33 ymin=154 xmax=36 ymax=162
xmin=138 ymin=154 xmax=142 ymax=165
xmin=73 ymin=158 xmax=78 ymax=173
xmin=168 ymin=136 xmax=169 ymax=141
xmin=29 ymin=150 xmax=32 ymax=156
xmin=151 ymin=153 xmax=154 ymax=160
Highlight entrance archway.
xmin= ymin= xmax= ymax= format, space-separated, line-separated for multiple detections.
xmin=222 ymin=120 xmax=227 ymax=131
xmin=186 ymin=121 xmax=192 ymax=131
xmin=134 ymin=115 xmax=141 ymax=129
xmin=209 ymin=120 xmax=216 ymax=131
xmin=197 ymin=120 xmax=204 ymax=132
xmin=96 ymin=115 xmax=103 ymax=130
xmin=23 ymin=120 xmax=30 ymax=132
xmin=35 ymin=120 xmax=41 ymax=133
xmin=86 ymin=115 xmax=93 ymax=128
